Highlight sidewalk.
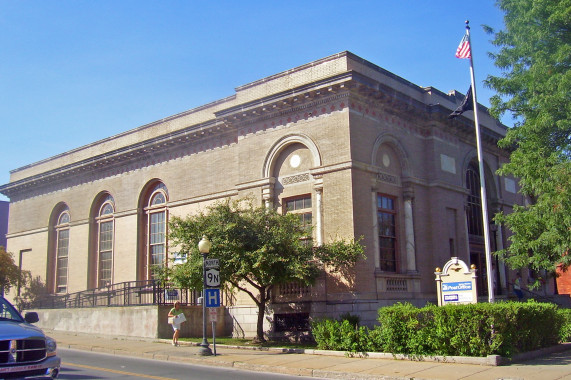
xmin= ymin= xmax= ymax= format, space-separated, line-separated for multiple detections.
xmin=47 ymin=330 xmax=571 ymax=380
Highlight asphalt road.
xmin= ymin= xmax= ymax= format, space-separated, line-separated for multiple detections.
xmin=54 ymin=348 xmax=315 ymax=380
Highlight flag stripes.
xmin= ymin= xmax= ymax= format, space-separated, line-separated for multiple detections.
xmin=455 ymin=34 xmax=471 ymax=59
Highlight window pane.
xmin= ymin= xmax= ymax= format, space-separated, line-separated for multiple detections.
xmin=58 ymin=212 xmax=70 ymax=225
xmin=151 ymin=192 xmax=165 ymax=205
xmin=377 ymin=194 xmax=397 ymax=272
xmin=101 ymin=203 xmax=114 ymax=215
xmin=98 ymin=220 xmax=113 ymax=287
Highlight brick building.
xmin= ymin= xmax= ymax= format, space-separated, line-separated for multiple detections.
xmin=0 ymin=52 xmax=546 ymax=336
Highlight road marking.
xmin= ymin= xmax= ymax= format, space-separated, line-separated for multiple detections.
xmin=65 ymin=362 xmax=177 ymax=380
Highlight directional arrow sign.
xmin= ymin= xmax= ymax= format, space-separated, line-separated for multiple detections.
xmin=205 ymin=268 xmax=220 ymax=287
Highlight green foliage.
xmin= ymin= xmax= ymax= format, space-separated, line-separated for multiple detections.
xmin=484 ymin=0 xmax=571 ymax=272
xmin=310 ymin=318 xmax=371 ymax=353
xmin=161 ymin=198 xmax=364 ymax=342
xmin=15 ymin=276 xmax=47 ymax=311
xmin=0 ymin=247 xmax=29 ymax=295
xmin=311 ymin=302 xmax=565 ymax=357
xmin=338 ymin=312 xmax=360 ymax=327
xmin=559 ymin=308 xmax=571 ymax=342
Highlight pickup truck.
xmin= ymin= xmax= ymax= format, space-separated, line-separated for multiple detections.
xmin=0 ymin=296 xmax=60 ymax=379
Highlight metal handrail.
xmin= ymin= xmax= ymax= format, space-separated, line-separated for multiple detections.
xmin=508 ymin=281 xmax=564 ymax=306
xmin=30 ymin=280 xmax=201 ymax=309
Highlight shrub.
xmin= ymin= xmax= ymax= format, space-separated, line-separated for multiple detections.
xmin=338 ymin=312 xmax=360 ymax=327
xmin=310 ymin=318 xmax=370 ymax=353
xmin=375 ymin=301 xmax=562 ymax=357
xmin=559 ymin=308 xmax=571 ymax=342
xmin=311 ymin=301 xmax=565 ymax=358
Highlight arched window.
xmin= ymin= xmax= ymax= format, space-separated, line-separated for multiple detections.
xmin=144 ymin=182 xmax=168 ymax=280
xmin=466 ymin=162 xmax=484 ymax=236
xmin=96 ymin=195 xmax=115 ymax=288
xmin=55 ymin=209 xmax=71 ymax=293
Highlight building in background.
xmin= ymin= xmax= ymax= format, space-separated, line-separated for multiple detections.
xmin=0 ymin=52 xmax=545 ymax=337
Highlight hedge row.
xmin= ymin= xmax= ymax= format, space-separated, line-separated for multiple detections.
xmin=560 ymin=308 xmax=571 ymax=342
xmin=311 ymin=302 xmax=568 ymax=357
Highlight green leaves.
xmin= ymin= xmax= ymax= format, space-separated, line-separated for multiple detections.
xmin=158 ymin=198 xmax=364 ymax=342
xmin=312 ymin=302 xmax=565 ymax=357
xmin=0 ymin=247 xmax=29 ymax=295
xmin=485 ymin=0 xmax=571 ymax=272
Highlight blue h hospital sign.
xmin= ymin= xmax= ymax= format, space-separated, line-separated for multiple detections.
xmin=205 ymin=288 xmax=220 ymax=308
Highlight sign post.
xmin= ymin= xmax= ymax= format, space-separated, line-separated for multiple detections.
xmin=209 ymin=309 xmax=217 ymax=356
xmin=204 ymin=257 xmax=220 ymax=356
xmin=435 ymin=257 xmax=477 ymax=306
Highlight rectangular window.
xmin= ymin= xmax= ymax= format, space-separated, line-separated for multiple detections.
xmin=56 ymin=229 xmax=69 ymax=293
xmin=149 ymin=211 xmax=166 ymax=277
xmin=284 ymin=194 xmax=312 ymax=242
xmin=377 ymin=194 xmax=397 ymax=272
xmin=285 ymin=195 xmax=312 ymax=227
xmin=274 ymin=313 xmax=310 ymax=332
xmin=98 ymin=221 xmax=113 ymax=287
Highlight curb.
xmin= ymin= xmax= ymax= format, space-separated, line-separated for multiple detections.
xmin=157 ymin=338 xmax=571 ymax=367
xmin=52 ymin=330 xmax=571 ymax=368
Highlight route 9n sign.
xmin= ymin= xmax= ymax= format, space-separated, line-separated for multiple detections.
xmin=205 ymin=268 xmax=220 ymax=287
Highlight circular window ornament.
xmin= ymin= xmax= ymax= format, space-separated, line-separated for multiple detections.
xmin=290 ymin=154 xmax=301 ymax=168
xmin=382 ymin=153 xmax=391 ymax=167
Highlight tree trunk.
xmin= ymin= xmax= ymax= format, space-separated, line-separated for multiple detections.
xmin=254 ymin=288 xmax=267 ymax=342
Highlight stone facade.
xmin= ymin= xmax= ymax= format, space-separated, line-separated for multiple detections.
xmin=1 ymin=51 xmax=545 ymax=337
xmin=0 ymin=201 xmax=7 ymax=248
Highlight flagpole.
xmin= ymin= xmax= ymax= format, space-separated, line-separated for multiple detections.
xmin=465 ymin=20 xmax=495 ymax=303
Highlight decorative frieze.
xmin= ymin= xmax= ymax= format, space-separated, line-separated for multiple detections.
xmin=376 ymin=171 xmax=399 ymax=185
xmin=281 ymin=173 xmax=310 ymax=186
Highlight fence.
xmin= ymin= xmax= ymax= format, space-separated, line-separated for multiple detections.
xmin=30 ymin=280 xmax=200 ymax=309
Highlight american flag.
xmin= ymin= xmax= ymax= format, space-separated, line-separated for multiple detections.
xmin=455 ymin=33 xmax=471 ymax=59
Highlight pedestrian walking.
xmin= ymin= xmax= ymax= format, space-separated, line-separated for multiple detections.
xmin=168 ymin=301 xmax=186 ymax=346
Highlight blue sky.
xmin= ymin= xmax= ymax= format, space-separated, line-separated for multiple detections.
xmin=0 ymin=1 xmax=507 ymax=202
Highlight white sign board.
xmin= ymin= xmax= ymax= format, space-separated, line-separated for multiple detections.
xmin=209 ymin=308 xmax=218 ymax=322
xmin=204 ymin=259 xmax=219 ymax=269
xmin=205 ymin=268 xmax=220 ymax=287
xmin=435 ymin=257 xmax=477 ymax=306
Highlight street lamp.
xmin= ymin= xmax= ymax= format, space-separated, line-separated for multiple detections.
xmin=198 ymin=235 xmax=213 ymax=356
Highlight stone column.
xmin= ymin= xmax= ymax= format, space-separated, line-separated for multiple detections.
xmin=262 ymin=187 xmax=273 ymax=209
xmin=371 ymin=184 xmax=380 ymax=269
xmin=313 ymin=179 xmax=323 ymax=246
xmin=403 ymin=190 xmax=417 ymax=273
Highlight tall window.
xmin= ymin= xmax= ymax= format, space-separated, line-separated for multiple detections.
xmin=466 ymin=162 xmax=484 ymax=236
xmin=284 ymin=195 xmax=312 ymax=244
xmin=378 ymin=194 xmax=397 ymax=272
xmin=55 ymin=210 xmax=70 ymax=293
xmin=96 ymin=195 xmax=114 ymax=288
xmin=145 ymin=183 xmax=168 ymax=279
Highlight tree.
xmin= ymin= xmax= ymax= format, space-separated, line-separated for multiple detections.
xmin=17 ymin=276 xmax=48 ymax=311
xmin=160 ymin=199 xmax=364 ymax=342
xmin=484 ymin=0 xmax=571 ymax=274
xmin=0 ymin=246 xmax=28 ymax=296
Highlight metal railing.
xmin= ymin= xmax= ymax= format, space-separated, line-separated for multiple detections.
xmin=30 ymin=280 xmax=200 ymax=309
xmin=508 ymin=282 xmax=565 ymax=306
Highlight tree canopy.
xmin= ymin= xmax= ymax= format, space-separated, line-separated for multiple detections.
xmin=159 ymin=199 xmax=364 ymax=341
xmin=485 ymin=0 xmax=571 ymax=273
xmin=0 ymin=247 xmax=28 ymax=296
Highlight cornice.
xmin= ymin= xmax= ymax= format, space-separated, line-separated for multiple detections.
xmin=1 ymin=62 xmax=506 ymax=201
